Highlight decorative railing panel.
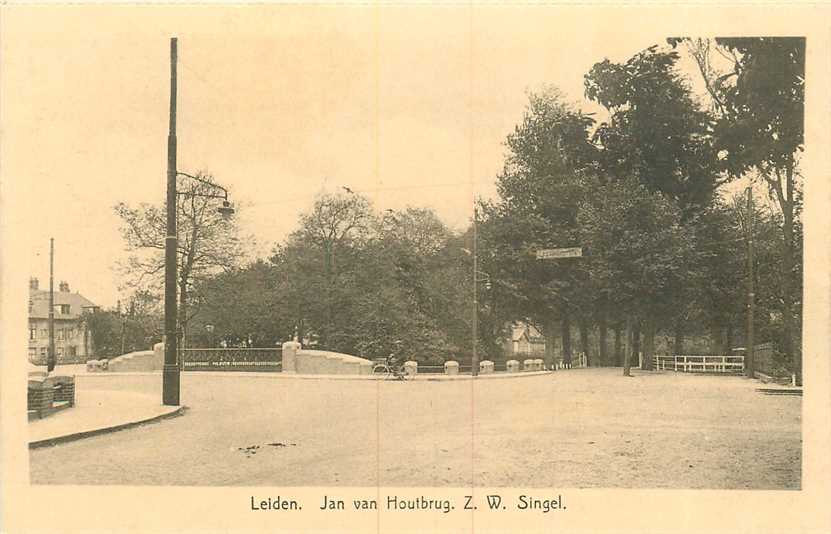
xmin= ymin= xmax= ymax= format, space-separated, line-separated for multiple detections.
xmin=181 ymin=348 xmax=282 ymax=372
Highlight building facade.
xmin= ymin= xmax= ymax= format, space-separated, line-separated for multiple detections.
xmin=28 ymin=278 xmax=99 ymax=364
xmin=505 ymin=322 xmax=547 ymax=358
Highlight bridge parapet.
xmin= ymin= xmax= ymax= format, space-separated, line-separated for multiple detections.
xmin=283 ymin=345 xmax=372 ymax=375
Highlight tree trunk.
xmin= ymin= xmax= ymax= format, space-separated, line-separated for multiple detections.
xmin=781 ymin=161 xmax=798 ymax=383
xmin=632 ymin=320 xmax=641 ymax=369
xmin=561 ymin=312 xmax=572 ymax=366
xmin=642 ymin=319 xmax=655 ymax=370
xmin=673 ymin=318 xmax=684 ymax=355
xmin=614 ymin=326 xmax=622 ymax=367
xmin=622 ymin=319 xmax=632 ymax=376
xmin=543 ymin=318 xmax=559 ymax=370
xmin=599 ymin=312 xmax=608 ymax=366
xmin=579 ymin=317 xmax=591 ymax=367
xmin=769 ymin=161 xmax=799 ymax=384
xmin=725 ymin=323 xmax=734 ymax=355
xmin=179 ymin=280 xmax=188 ymax=350
xmin=323 ymin=243 xmax=332 ymax=349
xmin=711 ymin=325 xmax=722 ymax=354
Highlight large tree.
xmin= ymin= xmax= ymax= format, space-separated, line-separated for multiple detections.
xmin=190 ymin=260 xmax=290 ymax=348
xmin=270 ymin=193 xmax=471 ymax=363
xmin=479 ymin=87 xmax=597 ymax=367
xmin=83 ymin=290 xmax=162 ymax=358
xmin=671 ymin=37 xmax=804 ymax=379
xmin=275 ymin=192 xmax=374 ymax=349
xmin=115 ymin=172 xmax=244 ymax=346
xmin=577 ymin=176 xmax=695 ymax=375
xmin=585 ymin=45 xmax=720 ymax=215
xmin=584 ymin=45 xmax=721 ymax=366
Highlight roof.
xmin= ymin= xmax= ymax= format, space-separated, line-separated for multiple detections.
xmin=510 ymin=322 xmax=545 ymax=343
xmin=28 ymin=289 xmax=98 ymax=320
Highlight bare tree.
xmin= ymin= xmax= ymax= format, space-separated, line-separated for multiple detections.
xmin=115 ymin=172 xmax=244 ymax=346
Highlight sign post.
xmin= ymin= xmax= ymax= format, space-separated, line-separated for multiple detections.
xmin=536 ymin=246 xmax=583 ymax=370
xmin=536 ymin=247 xmax=582 ymax=260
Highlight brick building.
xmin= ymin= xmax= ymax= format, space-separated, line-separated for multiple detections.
xmin=28 ymin=278 xmax=99 ymax=364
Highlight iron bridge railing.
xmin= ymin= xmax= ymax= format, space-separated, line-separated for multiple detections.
xmin=181 ymin=347 xmax=282 ymax=372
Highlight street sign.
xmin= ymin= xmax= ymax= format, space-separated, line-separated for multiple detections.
xmin=536 ymin=247 xmax=582 ymax=260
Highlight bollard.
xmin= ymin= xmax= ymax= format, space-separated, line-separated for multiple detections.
xmin=444 ymin=360 xmax=459 ymax=375
xmin=506 ymin=360 xmax=520 ymax=373
xmin=404 ymin=361 xmax=418 ymax=377
xmin=479 ymin=360 xmax=494 ymax=375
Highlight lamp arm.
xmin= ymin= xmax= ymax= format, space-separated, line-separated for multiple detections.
xmin=175 ymin=191 xmax=227 ymax=200
xmin=175 ymin=171 xmax=229 ymax=200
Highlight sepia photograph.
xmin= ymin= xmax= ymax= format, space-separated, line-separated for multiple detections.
xmin=2 ymin=4 xmax=829 ymax=533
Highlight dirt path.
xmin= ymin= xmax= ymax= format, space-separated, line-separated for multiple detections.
xmin=29 ymin=369 xmax=800 ymax=488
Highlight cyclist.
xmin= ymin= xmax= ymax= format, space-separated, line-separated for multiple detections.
xmin=386 ymin=346 xmax=407 ymax=380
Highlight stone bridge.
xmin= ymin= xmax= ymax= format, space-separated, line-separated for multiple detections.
xmin=281 ymin=342 xmax=373 ymax=375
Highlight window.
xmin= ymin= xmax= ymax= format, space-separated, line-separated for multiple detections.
xmin=68 ymin=346 xmax=77 ymax=357
xmin=60 ymin=304 xmax=70 ymax=314
xmin=56 ymin=347 xmax=63 ymax=357
xmin=28 ymin=347 xmax=36 ymax=357
xmin=40 ymin=347 xmax=47 ymax=356
xmin=30 ymin=327 xmax=36 ymax=340
xmin=40 ymin=329 xmax=48 ymax=339
xmin=57 ymin=328 xmax=64 ymax=340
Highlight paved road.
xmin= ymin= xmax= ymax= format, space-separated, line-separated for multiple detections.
xmin=29 ymin=369 xmax=801 ymax=488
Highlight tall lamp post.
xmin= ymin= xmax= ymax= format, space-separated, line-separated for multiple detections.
xmin=47 ymin=238 xmax=56 ymax=373
xmin=163 ymin=37 xmax=234 ymax=406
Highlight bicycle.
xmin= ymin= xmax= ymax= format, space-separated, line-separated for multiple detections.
xmin=372 ymin=355 xmax=409 ymax=381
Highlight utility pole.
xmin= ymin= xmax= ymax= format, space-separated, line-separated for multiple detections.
xmin=163 ymin=37 xmax=180 ymax=406
xmin=48 ymin=238 xmax=55 ymax=373
xmin=118 ymin=300 xmax=126 ymax=355
xmin=471 ymin=204 xmax=479 ymax=377
xmin=745 ymin=186 xmax=755 ymax=378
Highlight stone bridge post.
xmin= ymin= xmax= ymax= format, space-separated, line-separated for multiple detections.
xmin=282 ymin=341 xmax=301 ymax=373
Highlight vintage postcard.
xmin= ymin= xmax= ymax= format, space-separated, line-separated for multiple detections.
xmin=1 ymin=3 xmax=829 ymax=533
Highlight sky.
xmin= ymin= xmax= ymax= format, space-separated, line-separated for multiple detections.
xmin=3 ymin=6 xmax=707 ymax=308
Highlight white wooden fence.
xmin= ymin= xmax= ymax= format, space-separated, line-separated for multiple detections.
xmin=556 ymin=352 xmax=587 ymax=370
xmin=653 ymin=354 xmax=744 ymax=374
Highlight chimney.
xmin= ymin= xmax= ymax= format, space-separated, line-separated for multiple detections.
xmin=29 ymin=277 xmax=39 ymax=290
xmin=59 ymin=281 xmax=70 ymax=292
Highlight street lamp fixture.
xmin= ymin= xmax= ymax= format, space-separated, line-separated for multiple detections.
xmin=175 ymin=171 xmax=236 ymax=218
xmin=218 ymin=200 xmax=235 ymax=218
xmin=163 ymin=37 xmax=234 ymax=406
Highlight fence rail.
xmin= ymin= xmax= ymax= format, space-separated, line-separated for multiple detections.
xmin=181 ymin=347 xmax=282 ymax=372
xmin=654 ymin=354 xmax=744 ymax=374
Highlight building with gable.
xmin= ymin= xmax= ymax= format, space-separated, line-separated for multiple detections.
xmin=28 ymin=278 xmax=99 ymax=364
xmin=505 ymin=322 xmax=547 ymax=358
